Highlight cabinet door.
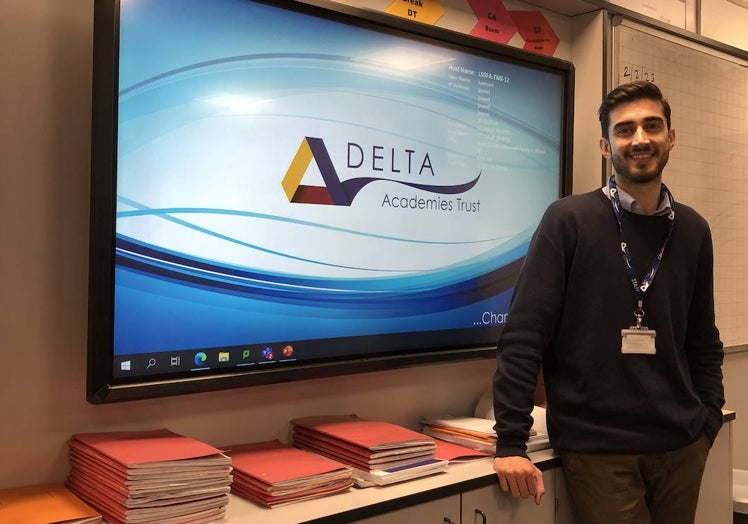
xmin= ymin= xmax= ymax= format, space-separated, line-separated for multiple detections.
xmin=352 ymin=493 xmax=461 ymax=524
xmin=553 ymin=468 xmax=580 ymax=524
xmin=461 ymin=471 xmax=555 ymax=524
xmin=695 ymin=421 xmax=732 ymax=524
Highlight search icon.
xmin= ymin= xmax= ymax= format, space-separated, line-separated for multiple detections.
xmin=146 ymin=358 xmax=156 ymax=369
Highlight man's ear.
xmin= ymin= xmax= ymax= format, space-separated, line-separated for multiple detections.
xmin=667 ymin=128 xmax=676 ymax=151
xmin=599 ymin=137 xmax=611 ymax=158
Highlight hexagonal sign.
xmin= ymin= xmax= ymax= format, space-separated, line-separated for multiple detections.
xmin=467 ymin=0 xmax=517 ymax=45
xmin=386 ymin=0 xmax=444 ymax=25
xmin=509 ymin=10 xmax=560 ymax=56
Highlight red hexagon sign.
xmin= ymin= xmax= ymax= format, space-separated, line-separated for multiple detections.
xmin=467 ymin=0 xmax=517 ymax=44
xmin=509 ymin=10 xmax=559 ymax=56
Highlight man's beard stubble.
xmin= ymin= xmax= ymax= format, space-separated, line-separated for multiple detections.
xmin=611 ymin=145 xmax=670 ymax=186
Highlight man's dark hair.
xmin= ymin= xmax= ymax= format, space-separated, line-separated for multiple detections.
xmin=598 ymin=81 xmax=671 ymax=140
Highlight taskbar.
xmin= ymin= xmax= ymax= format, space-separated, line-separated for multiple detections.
xmin=113 ymin=343 xmax=298 ymax=378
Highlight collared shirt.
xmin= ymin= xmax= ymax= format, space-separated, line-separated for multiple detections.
xmin=601 ymin=184 xmax=673 ymax=216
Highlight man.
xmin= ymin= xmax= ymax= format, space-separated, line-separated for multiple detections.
xmin=492 ymin=81 xmax=724 ymax=523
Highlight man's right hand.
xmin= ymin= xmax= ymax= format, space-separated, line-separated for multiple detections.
xmin=493 ymin=456 xmax=545 ymax=505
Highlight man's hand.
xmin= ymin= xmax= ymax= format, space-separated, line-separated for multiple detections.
xmin=493 ymin=456 xmax=545 ymax=505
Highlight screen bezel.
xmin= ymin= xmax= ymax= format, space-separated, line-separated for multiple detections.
xmin=87 ymin=0 xmax=574 ymax=404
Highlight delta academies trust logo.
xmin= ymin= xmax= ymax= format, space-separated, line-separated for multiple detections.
xmin=281 ymin=137 xmax=480 ymax=206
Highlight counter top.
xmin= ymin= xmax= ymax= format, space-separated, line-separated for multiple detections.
xmin=225 ymin=448 xmax=559 ymax=524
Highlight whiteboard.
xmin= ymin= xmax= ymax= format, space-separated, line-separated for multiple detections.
xmin=612 ymin=19 xmax=748 ymax=348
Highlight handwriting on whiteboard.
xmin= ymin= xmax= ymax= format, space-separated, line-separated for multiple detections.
xmin=621 ymin=64 xmax=656 ymax=83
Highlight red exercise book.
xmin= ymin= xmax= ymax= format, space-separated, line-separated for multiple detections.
xmin=291 ymin=414 xmax=436 ymax=451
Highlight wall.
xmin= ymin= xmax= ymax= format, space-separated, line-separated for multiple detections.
xmin=724 ymin=350 xmax=748 ymax=470
xmin=570 ymin=10 xmax=606 ymax=193
xmin=0 ymin=0 xmax=746 ymax=492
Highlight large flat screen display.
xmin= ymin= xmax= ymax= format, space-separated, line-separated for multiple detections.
xmin=87 ymin=0 xmax=574 ymax=403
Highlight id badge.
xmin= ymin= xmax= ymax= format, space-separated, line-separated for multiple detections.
xmin=621 ymin=327 xmax=656 ymax=354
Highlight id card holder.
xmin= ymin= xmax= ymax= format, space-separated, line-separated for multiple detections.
xmin=621 ymin=327 xmax=656 ymax=354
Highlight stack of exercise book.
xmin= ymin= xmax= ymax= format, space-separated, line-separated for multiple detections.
xmin=65 ymin=428 xmax=232 ymax=524
xmin=420 ymin=415 xmax=501 ymax=454
xmin=291 ymin=414 xmax=448 ymax=487
xmin=420 ymin=412 xmax=548 ymax=454
xmin=225 ymin=439 xmax=353 ymax=507
xmin=430 ymin=439 xmax=491 ymax=464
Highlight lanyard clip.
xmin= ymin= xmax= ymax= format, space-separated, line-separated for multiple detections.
xmin=634 ymin=301 xmax=645 ymax=329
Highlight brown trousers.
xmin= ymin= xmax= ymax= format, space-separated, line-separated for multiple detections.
xmin=560 ymin=434 xmax=711 ymax=524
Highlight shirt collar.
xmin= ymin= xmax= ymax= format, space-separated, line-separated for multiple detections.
xmin=601 ymin=184 xmax=672 ymax=216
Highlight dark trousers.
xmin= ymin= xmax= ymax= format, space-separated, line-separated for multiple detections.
xmin=560 ymin=434 xmax=711 ymax=524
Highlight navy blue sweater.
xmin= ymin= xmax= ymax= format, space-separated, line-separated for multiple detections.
xmin=493 ymin=189 xmax=724 ymax=457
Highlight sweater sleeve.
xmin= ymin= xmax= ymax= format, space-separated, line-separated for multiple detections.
xmin=493 ymin=202 xmax=571 ymax=457
xmin=684 ymin=222 xmax=725 ymax=444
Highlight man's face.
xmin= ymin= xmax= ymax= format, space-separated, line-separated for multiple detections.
xmin=599 ymin=98 xmax=675 ymax=186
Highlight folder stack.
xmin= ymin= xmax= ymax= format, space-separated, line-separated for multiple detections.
xmin=65 ymin=429 xmax=232 ymax=524
xmin=225 ymin=439 xmax=353 ymax=507
xmin=291 ymin=414 xmax=447 ymax=486
xmin=0 ymin=483 xmax=103 ymax=524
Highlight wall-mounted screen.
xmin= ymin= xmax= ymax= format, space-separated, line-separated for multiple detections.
xmin=87 ymin=0 xmax=574 ymax=403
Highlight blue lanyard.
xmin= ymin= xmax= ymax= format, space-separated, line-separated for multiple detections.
xmin=607 ymin=176 xmax=675 ymax=327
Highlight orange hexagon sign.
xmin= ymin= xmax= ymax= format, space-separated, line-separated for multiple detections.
xmin=386 ymin=0 xmax=444 ymax=25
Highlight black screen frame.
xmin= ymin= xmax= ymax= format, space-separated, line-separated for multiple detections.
xmin=87 ymin=0 xmax=574 ymax=404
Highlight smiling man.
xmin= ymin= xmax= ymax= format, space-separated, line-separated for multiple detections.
xmin=491 ymin=81 xmax=724 ymax=523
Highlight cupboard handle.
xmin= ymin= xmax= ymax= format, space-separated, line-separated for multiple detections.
xmin=443 ymin=519 xmax=455 ymax=524
xmin=474 ymin=508 xmax=487 ymax=524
